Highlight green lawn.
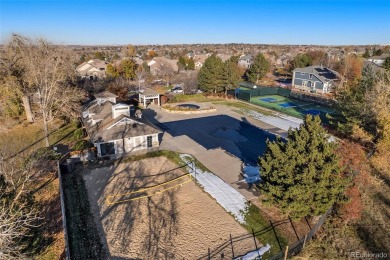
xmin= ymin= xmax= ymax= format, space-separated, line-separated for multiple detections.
xmin=242 ymin=204 xmax=289 ymax=258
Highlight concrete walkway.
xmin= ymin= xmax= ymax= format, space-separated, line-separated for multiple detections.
xmin=142 ymin=103 xmax=290 ymax=200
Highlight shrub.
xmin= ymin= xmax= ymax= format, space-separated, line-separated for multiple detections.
xmin=73 ymin=128 xmax=84 ymax=141
xmin=72 ymin=140 xmax=92 ymax=151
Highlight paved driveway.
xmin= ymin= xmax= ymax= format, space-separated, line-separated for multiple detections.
xmin=142 ymin=103 xmax=288 ymax=200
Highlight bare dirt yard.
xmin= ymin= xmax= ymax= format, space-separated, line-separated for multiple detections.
xmin=83 ymin=156 xmax=256 ymax=259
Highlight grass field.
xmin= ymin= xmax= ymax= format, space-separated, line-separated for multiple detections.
xmin=249 ymin=94 xmax=336 ymax=120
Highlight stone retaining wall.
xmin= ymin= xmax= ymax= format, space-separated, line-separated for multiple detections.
xmin=161 ymin=106 xmax=216 ymax=114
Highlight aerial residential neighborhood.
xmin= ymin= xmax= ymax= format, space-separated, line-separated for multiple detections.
xmin=0 ymin=1 xmax=389 ymax=260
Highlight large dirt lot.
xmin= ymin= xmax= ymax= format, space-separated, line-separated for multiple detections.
xmin=83 ymin=156 xmax=256 ymax=259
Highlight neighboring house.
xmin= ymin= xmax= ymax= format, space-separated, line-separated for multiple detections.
xmin=133 ymin=57 xmax=144 ymax=66
xmin=292 ymin=66 xmax=339 ymax=94
xmin=193 ymin=53 xmax=211 ymax=70
xmin=82 ymin=91 xmax=162 ymax=158
xmin=238 ymin=54 xmax=253 ymax=69
xmin=94 ymin=91 xmax=118 ymax=104
xmin=186 ymin=52 xmax=195 ymax=59
xmin=367 ymin=54 xmax=390 ymax=67
xmin=147 ymin=57 xmax=178 ymax=76
xmin=76 ymin=59 xmax=107 ymax=79
xmin=216 ymin=53 xmax=231 ymax=62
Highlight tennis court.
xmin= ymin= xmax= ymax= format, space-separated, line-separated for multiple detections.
xmin=250 ymin=94 xmax=335 ymax=120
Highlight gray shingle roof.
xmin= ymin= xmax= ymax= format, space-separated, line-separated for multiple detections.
xmin=294 ymin=66 xmax=338 ymax=82
xmin=82 ymin=101 xmax=161 ymax=143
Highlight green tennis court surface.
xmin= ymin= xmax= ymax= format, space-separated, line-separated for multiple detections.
xmin=250 ymin=94 xmax=335 ymax=120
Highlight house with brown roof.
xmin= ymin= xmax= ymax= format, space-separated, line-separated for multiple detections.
xmin=82 ymin=91 xmax=162 ymax=158
xmin=76 ymin=59 xmax=107 ymax=79
xmin=147 ymin=57 xmax=178 ymax=76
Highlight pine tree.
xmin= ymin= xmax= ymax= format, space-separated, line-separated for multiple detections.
xmin=187 ymin=57 xmax=195 ymax=70
xmin=362 ymin=49 xmax=370 ymax=58
xmin=177 ymin=56 xmax=187 ymax=71
xmin=259 ymin=115 xmax=348 ymax=219
xmin=197 ymin=54 xmax=224 ymax=93
xmin=335 ymin=65 xmax=377 ymax=136
xmin=246 ymin=53 xmax=270 ymax=84
xmin=291 ymin=53 xmax=312 ymax=70
xmin=383 ymin=57 xmax=390 ymax=72
xmin=222 ymin=59 xmax=241 ymax=94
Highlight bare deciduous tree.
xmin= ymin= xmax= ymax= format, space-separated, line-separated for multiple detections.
xmin=0 ymin=35 xmax=35 ymax=122
xmin=0 ymin=158 xmax=40 ymax=259
xmin=5 ymin=35 xmax=83 ymax=147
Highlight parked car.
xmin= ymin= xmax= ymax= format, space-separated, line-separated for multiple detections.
xmin=171 ymin=86 xmax=184 ymax=93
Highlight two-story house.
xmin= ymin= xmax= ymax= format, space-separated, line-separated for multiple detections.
xmin=292 ymin=66 xmax=339 ymax=94
xmin=238 ymin=54 xmax=253 ymax=69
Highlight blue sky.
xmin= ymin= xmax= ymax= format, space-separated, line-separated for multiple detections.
xmin=1 ymin=0 xmax=389 ymax=45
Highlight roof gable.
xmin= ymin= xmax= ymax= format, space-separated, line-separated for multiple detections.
xmin=107 ymin=115 xmax=143 ymax=130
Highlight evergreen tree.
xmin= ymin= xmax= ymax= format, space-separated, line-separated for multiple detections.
xmin=383 ymin=57 xmax=390 ymax=72
xmin=259 ymin=115 xmax=348 ymax=219
xmin=177 ymin=56 xmax=187 ymax=71
xmin=375 ymin=49 xmax=383 ymax=56
xmin=291 ymin=53 xmax=312 ymax=70
xmin=187 ymin=57 xmax=195 ymax=70
xmin=362 ymin=49 xmax=370 ymax=58
xmin=335 ymin=65 xmax=377 ymax=136
xmin=197 ymin=54 xmax=224 ymax=93
xmin=222 ymin=59 xmax=241 ymax=93
xmin=246 ymin=53 xmax=270 ymax=84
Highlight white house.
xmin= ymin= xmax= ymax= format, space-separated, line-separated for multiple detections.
xmin=238 ymin=54 xmax=253 ymax=69
xmin=82 ymin=91 xmax=162 ymax=158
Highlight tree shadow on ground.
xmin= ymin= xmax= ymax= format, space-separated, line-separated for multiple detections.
xmin=84 ymin=156 xmax=182 ymax=259
xmin=144 ymin=111 xmax=276 ymax=165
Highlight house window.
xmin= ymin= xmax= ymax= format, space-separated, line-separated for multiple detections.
xmin=100 ymin=142 xmax=115 ymax=156
xmin=309 ymin=74 xmax=312 ymax=79
xmin=147 ymin=136 xmax=153 ymax=148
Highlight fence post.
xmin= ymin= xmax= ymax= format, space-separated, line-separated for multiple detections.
xmin=270 ymin=220 xmax=283 ymax=252
xmin=208 ymin=247 xmax=211 ymax=260
xmin=230 ymin=234 xmax=235 ymax=258
xmin=284 ymin=245 xmax=289 ymax=260
xmin=304 ymin=216 xmax=312 ymax=230
xmin=302 ymin=235 xmax=308 ymax=249
xmin=288 ymin=216 xmax=300 ymax=241
xmin=252 ymin=229 xmax=259 ymax=257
